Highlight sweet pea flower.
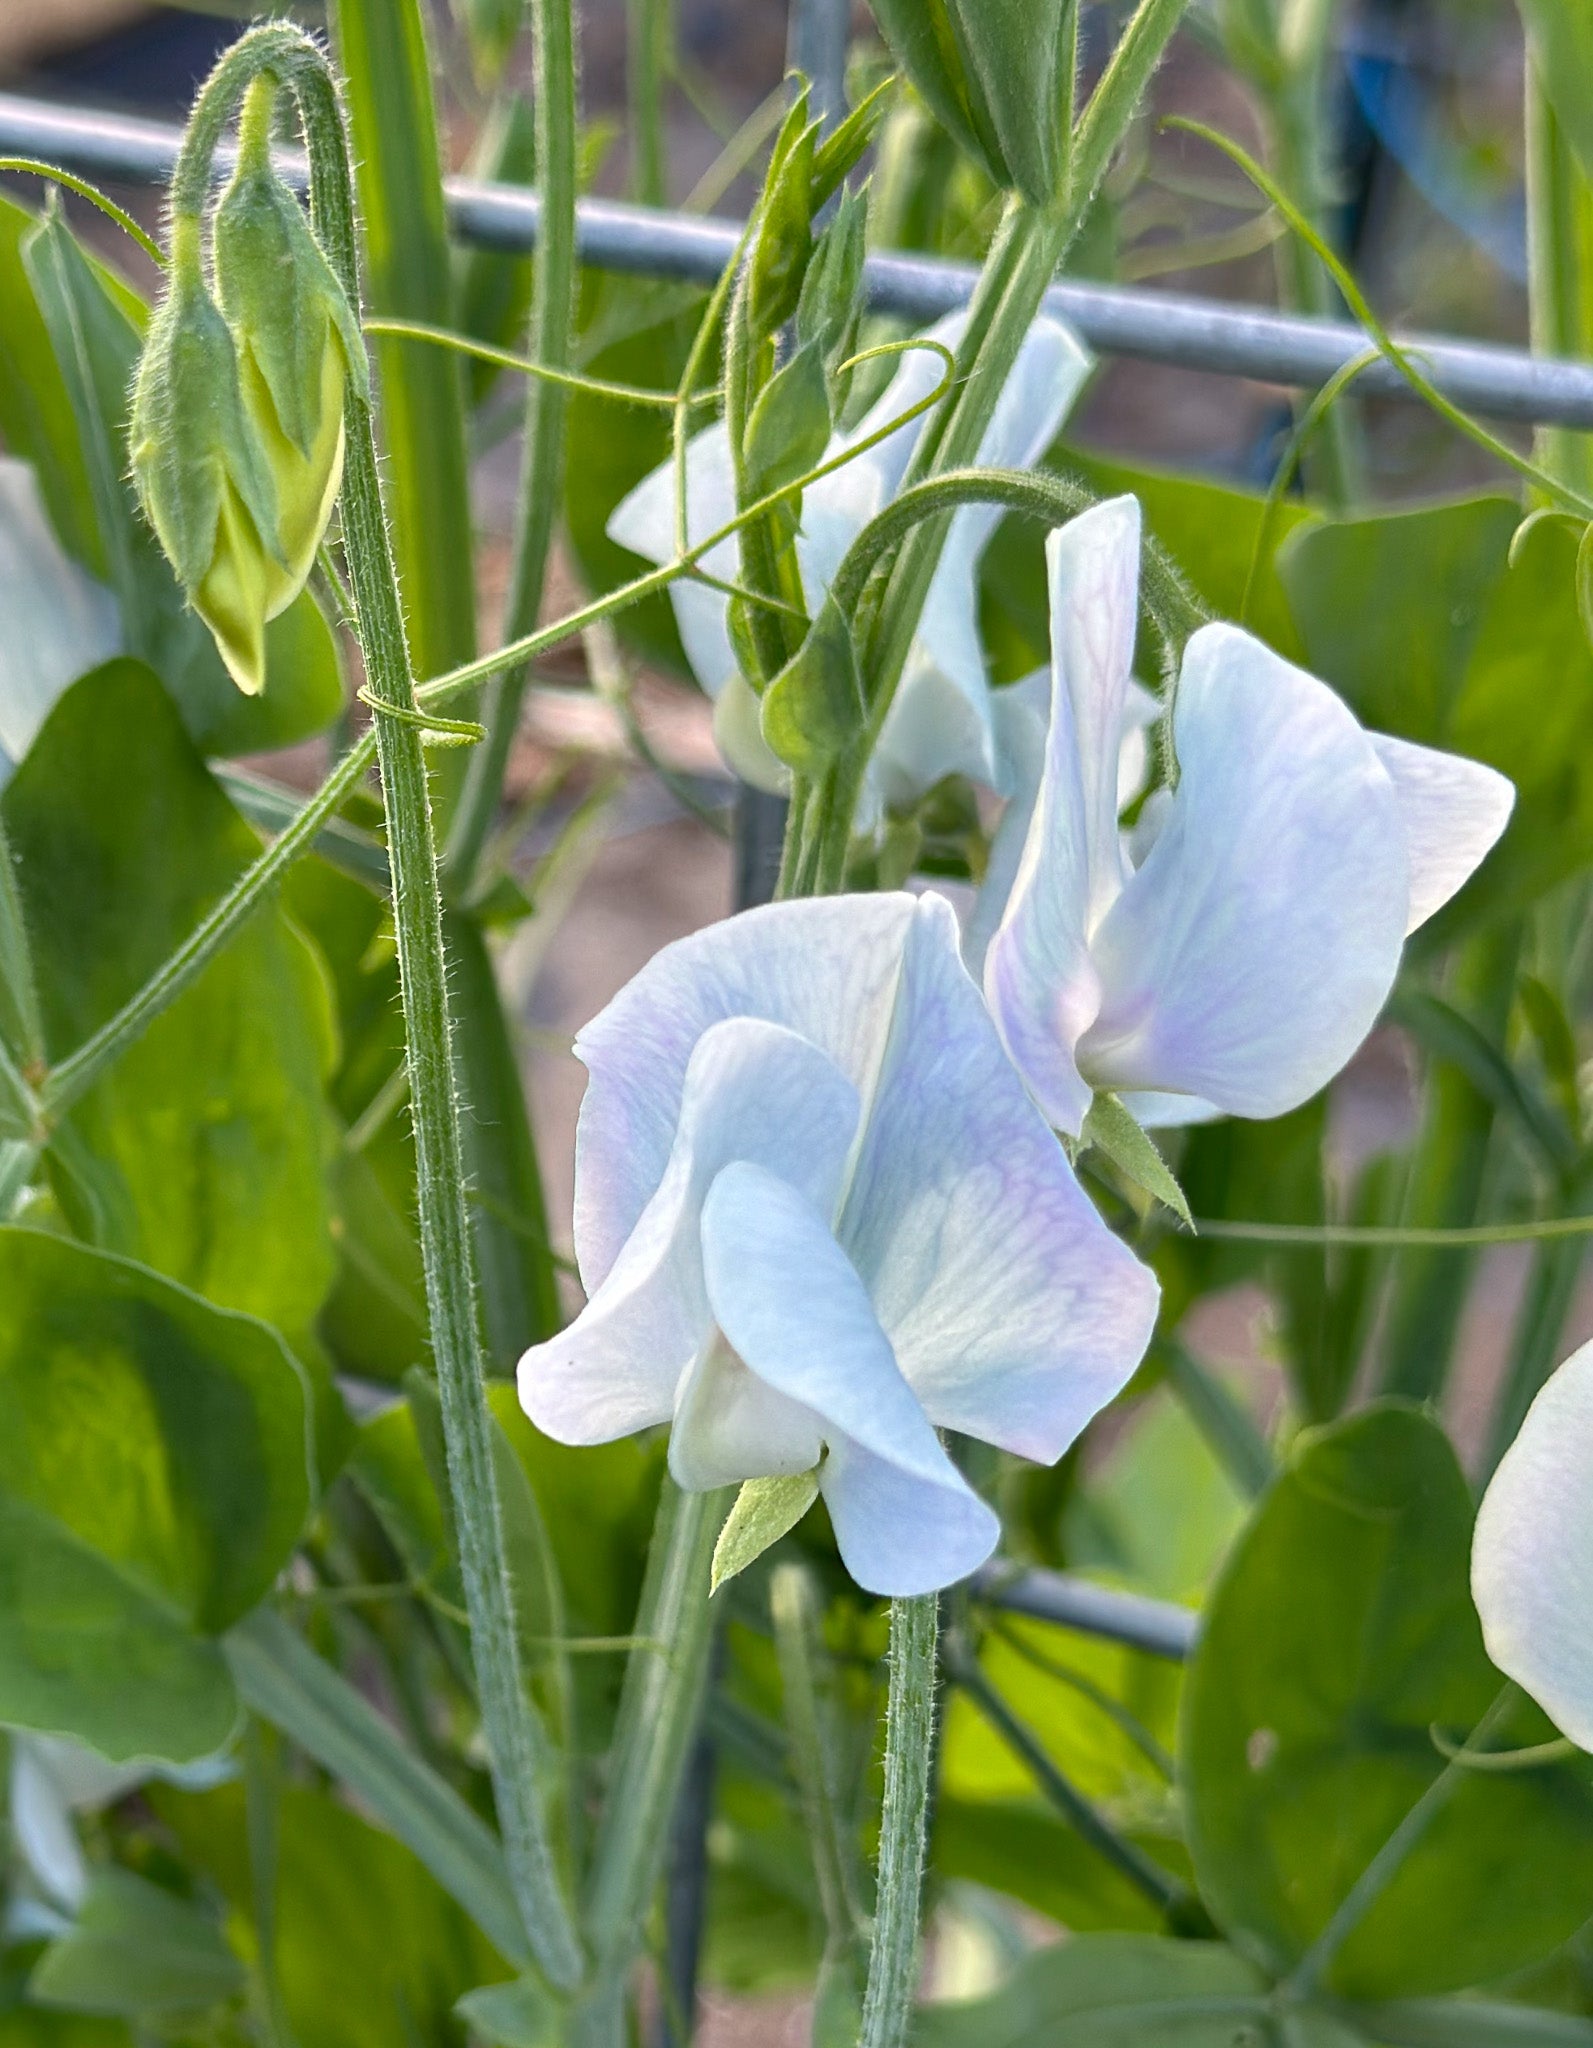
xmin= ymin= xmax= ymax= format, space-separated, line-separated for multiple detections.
xmin=517 ymin=892 xmax=1158 ymax=1596
xmin=607 ymin=311 xmax=1092 ymax=812
xmin=980 ymin=495 xmax=1516 ymax=1136
xmin=1473 ymin=1341 xmax=1593 ymax=1750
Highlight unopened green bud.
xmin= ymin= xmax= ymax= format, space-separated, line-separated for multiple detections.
xmin=213 ymin=77 xmax=364 ymax=605
xmin=129 ymin=215 xmax=285 ymax=694
xmin=870 ymin=0 xmax=1077 ymax=208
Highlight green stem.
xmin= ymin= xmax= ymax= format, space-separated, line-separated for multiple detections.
xmin=944 ymin=1633 xmax=1192 ymax=1924
xmin=0 ymin=807 xmax=44 ymax=1081
xmin=859 ymin=1593 xmax=940 ymax=2048
xmin=1526 ymin=54 xmax=1593 ymax=498
xmin=627 ymin=0 xmax=672 ymax=206
xmin=770 ymin=1563 xmax=867 ymax=1958
xmin=1379 ymin=922 xmax=1522 ymax=1403
xmin=1485 ymin=1165 xmax=1593 ymax=1475
xmin=446 ymin=0 xmax=580 ymax=891
xmin=244 ymin=1718 xmax=296 ymax=2048
xmin=184 ymin=26 xmax=584 ymax=1989
xmin=572 ymin=1481 xmax=728 ymax=2044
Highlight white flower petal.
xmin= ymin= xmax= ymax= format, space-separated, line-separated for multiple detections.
xmin=1473 ymin=1338 xmax=1593 ymax=1750
xmin=843 ymin=893 xmax=1160 ymax=1463
xmin=1118 ymin=1090 xmax=1223 ymax=1129
xmin=10 ymin=1742 xmax=91 ymax=1911
xmin=570 ymin=895 xmax=919 ymax=1286
xmin=607 ymin=422 xmax=740 ymax=701
xmin=700 ymin=1160 xmax=955 ymax=1483
xmin=670 ymin=1330 xmax=826 ymax=1491
xmin=0 ymin=457 xmax=120 ymax=764
xmin=820 ymin=1436 xmax=999 ymax=1596
xmin=712 ymin=668 xmax=789 ymax=794
xmin=963 ymin=673 xmax=1049 ymax=977
xmin=519 ymin=1018 xmax=859 ymax=1444
xmin=1080 ymin=623 xmax=1410 ymax=1119
xmin=1370 ymin=732 xmax=1514 ymax=935
xmin=983 ymin=497 xmax=1145 ymax=1134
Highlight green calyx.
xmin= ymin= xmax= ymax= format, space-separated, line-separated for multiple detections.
xmin=871 ymin=0 xmax=1078 ymax=208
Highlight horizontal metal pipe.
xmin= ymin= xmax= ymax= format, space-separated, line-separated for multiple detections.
xmin=5 ymin=89 xmax=1593 ymax=429
xmin=971 ymin=1565 xmax=1197 ymax=1661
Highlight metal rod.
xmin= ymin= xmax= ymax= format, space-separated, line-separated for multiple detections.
xmin=7 ymin=88 xmax=1593 ymax=428
xmin=970 ymin=1565 xmax=1197 ymax=1662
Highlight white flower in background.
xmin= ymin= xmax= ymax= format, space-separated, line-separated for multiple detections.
xmin=7 ymin=1733 xmax=230 ymax=1923
xmin=517 ymin=892 xmax=1158 ymax=1596
xmin=1473 ymin=1342 xmax=1593 ymax=1750
xmin=0 ymin=457 xmax=120 ymax=788
xmin=979 ymin=494 xmax=1515 ymax=1137
xmin=607 ymin=310 xmax=1093 ymax=812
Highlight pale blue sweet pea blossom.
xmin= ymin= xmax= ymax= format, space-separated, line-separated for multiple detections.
xmin=606 ymin=311 xmax=1093 ymax=813
xmin=517 ymin=892 xmax=1158 ymax=1597
xmin=1473 ymin=1340 xmax=1593 ymax=1750
xmin=978 ymin=495 xmax=1516 ymax=1136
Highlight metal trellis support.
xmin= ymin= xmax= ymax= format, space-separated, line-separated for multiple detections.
xmin=4 ymin=88 xmax=1593 ymax=426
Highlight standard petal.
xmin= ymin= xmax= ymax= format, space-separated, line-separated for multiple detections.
xmin=519 ymin=1018 xmax=859 ymax=1444
xmin=963 ymin=670 xmax=1049 ymax=977
xmin=607 ymin=422 xmax=740 ymax=701
xmin=1370 ymin=732 xmax=1514 ymax=934
xmin=983 ymin=497 xmax=1145 ymax=1133
xmin=1473 ymin=1339 xmax=1593 ymax=1750
xmin=871 ymin=317 xmax=1096 ymax=802
xmin=821 ymin=1435 xmax=1000 ymax=1597
xmin=843 ymin=894 xmax=1159 ymax=1464
xmin=571 ymin=894 xmax=919 ymax=1285
xmin=1079 ymin=623 xmax=1410 ymax=1120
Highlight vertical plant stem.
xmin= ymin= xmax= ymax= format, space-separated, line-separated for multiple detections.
xmin=573 ymin=1481 xmax=728 ymax=2045
xmin=1526 ymin=55 xmax=1593 ymax=498
xmin=244 ymin=1718 xmax=296 ymax=2048
xmin=1380 ymin=921 xmax=1522 ymax=1403
xmin=859 ymin=1592 xmax=939 ymax=2048
xmin=234 ymin=30 xmax=585 ymax=1990
xmin=771 ymin=1563 xmax=866 ymax=1958
xmin=0 ymin=807 xmax=44 ymax=1079
xmin=447 ymin=0 xmax=580 ymax=888
xmin=627 ymin=0 xmax=672 ymax=206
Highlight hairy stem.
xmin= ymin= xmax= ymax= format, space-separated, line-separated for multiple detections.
xmin=859 ymin=1592 xmax=940 ymax=2048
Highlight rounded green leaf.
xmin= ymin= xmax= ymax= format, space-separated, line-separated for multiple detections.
xmin=0 ymin=1228 xmax=311 ymax=1761
xmin=1181 ymin=1403 xmax=1593 ymax=1996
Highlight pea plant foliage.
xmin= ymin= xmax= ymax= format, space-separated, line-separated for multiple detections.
xmin=1 ymin=2 xmax=1593 ymax=2044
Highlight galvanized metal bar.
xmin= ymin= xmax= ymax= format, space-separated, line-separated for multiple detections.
xmin=6 ymin=88 xmax=1593 ymax=428
xmin=971 ymin=1565 xmax=1198 ymax=1661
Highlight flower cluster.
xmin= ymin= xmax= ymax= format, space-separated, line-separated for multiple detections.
xmin=521 ymin=337 xmax=1516 ymax=1600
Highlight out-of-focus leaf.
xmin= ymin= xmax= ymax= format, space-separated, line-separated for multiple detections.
xmin=447 ymin=907 xmax=562 ymax=1362
xmin=0 ymin=457 xmax=119 ymax=775
xmin=933 ymin=1798 xmax=1165 ymax=1932
xmin=1182 ymin=1403 xmax=1593 ymax=1997
xmin=4 ymin=663 xmax=338 ymax=1345
xmin=0 ymin=1228 xmax=310 ymax=1761
xmin=223 ymin=1608 xmax=529 ymax=1966
xmin=1521 ymin=1 xmax=1593 ymax=187
xmin=454 ymin=93 xmax=536 ymax=405
xmin=1355 ymin=1999 xmax=1593 ymax=2046
xmin=1281 ymin=501 xmax=1593 ymax=925
xmin=27 ymin=1869 xmax=243 ymax=2017
xmin=456 ymin=1977 xmax=561 ymax=2047
xmin=333 ymin=0 xmax=477 ymax=777
xmin=565 ymin=277 xmax=705 ymax=669
xmin=153 ymin=1777 xmax=509 ymax=2048
xmin=912 ymin=1933 xmax=1268 ymax=2048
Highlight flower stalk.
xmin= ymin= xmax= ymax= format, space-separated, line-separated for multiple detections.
xmin=157 ymin=24 xmax=585 ymax=1992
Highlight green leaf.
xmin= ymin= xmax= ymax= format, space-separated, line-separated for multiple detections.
xmin=28 ymin=1869 xmax=243 ymax=2017
xmin=712 ymin=1471 xmax=821 ymax=1594
xmin=911 ymin=1933 xmax=1268 ymax=2048
xmin=743 ymin=342 xmax=832 ymax=505
xmin=456 ymin=1978 xmax=562 ymax=2048
xmin=1281 ymin=499 xmax=1593 ymax=925
xmin=0 ymin=1228 xmax=310 ymax=1761
xmin=1082 ymin=1092 xmax=1193 ymax=1226
xmin=1353 ymin=2000 xmax=1593 ymax=2047
xmin=153 ymin=1774 xmax=510 ymax=2048
xmin=3 ymin=663 xmax=338 ymax=1344
xmin=748 ymin=102 xmax=817 ymax=340
xmin=223 ymin=1607 xmax=529 ymax=1968
xmin=332 ymin=0 xmax=477 ymax=719
xmin=762 ymin=598 xmax=866 ymax=773
xmin=1181 ymin=1403 xmax=1593 ymax=1997
xmin=934 ymin=1797 xmax=1165 ymax=1932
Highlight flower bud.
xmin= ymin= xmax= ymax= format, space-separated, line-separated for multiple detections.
xmin=869 ymin=0 xmax=1076 ymax=208
xmin=212 ymin=79 xmax=365 ymax=611
xmin=128 ymin=218 xmax=285 ymax=695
